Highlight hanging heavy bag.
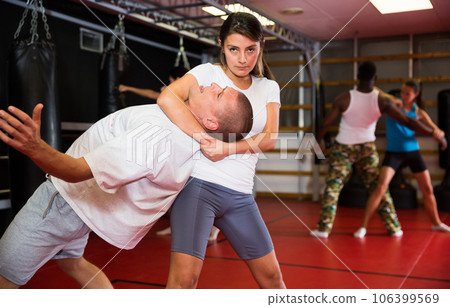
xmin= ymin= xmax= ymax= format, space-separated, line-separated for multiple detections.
xmin=435 ymin=89 xmax=450 ymax=211
xmin=7 ymin=0 xmax=61 ymax=215
xmin=98 ymin=16 xmax=129 ymax=118
xmin=438 ymin=90 xmax=450 ymax=170
xmin=337 ymin=167 xmax=368 ymax=208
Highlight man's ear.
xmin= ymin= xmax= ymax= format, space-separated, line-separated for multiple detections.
xmin=202 ymin=117 xmax=219 ymax=131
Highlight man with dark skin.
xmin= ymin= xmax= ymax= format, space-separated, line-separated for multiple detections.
xmin=312 ymin=61 xmax=446 ymax=238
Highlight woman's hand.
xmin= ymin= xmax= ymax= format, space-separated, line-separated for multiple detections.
xmin=200 ymin=133 xmax=231 ymax=162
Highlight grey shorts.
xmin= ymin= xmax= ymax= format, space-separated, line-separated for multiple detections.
xmin=170 ymin=177 xmax=274 ymax=260
xmin=0 ymin=180 xmax=91 ymax=285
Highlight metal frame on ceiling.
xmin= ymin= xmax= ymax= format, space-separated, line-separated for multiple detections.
xmin=89 ymin=0 xmax=317 ymax=53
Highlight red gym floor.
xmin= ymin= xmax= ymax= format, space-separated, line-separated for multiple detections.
xmin=23 ymin=198 xmax=450 ymax=289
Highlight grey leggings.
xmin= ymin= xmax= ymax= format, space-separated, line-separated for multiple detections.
xmin=170 ymin=177 xmax=274 ymax=260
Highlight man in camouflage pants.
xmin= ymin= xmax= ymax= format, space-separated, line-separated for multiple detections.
xmin=319 ymin=142 xmax=399 ymax=235
xmin=312 ymin=61 xmax=440 ymax=238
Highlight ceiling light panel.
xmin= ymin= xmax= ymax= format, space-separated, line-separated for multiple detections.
xmin=370 ymin=0 xmax=433 ymax=14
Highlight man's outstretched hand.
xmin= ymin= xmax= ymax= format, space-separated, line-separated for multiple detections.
xmin=431 ymin=128 xmax=448 ymax=151
xmin=0 ymin=103 xmax=93 ymax=183
xmin=0 ymin=104 xmax=45 ymax=159
xmin=438 ymin=135 xmax=448 ymax=151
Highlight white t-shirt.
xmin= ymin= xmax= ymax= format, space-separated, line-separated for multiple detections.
xmin=52 ymin=105 xmax=199 ymax=249
xmin=335 ymin=89 xmax=381 ymax=145
xmin=188 ymin=63 xmax=280 ymax=194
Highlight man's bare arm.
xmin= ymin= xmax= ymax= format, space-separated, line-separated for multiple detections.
xmin=316 ymin=92 xmax=349 ymax=144
xmin=0 ymin=104 xmax=93 ymax=182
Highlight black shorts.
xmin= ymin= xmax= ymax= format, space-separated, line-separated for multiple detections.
xmin=382 ymin=150 xmax=427 ymax=173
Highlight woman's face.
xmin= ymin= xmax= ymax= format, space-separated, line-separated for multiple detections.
xmin=400 ymin=85 xmax=418 ymax=105
xmin=222 ymin=33 xmax=261 ymax=78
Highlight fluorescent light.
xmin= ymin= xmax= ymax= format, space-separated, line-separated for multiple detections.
xmin=370 ymin=0 xmax=433 ymax=14
xmin=225 ymin=4 xmax=275 ymax=26
xmin=202 ymin=6 xmax=226 ymax=16
xmin=202 ymin=4 xmax=275 ymax=27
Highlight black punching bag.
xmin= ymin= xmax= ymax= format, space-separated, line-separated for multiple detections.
xmin=389 ymin=168 xmax=418 ymax=209
xmin=7 ymin=1 xmax=61 ymax=215
xmin=435 ymin=90 xmax=450 ymax=211
xmin=338 ymin=167 xmax=368 ymax=208
xmin=98 ymin=17 xmax=129 ymax=118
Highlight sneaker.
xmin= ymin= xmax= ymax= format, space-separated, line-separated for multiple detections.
xmin=390 ymin=230 xmax=403 ymax=237
xmin=432 ymin=223 xmax=450 ymax=232
xmin=353 ymin=227 xmax=367 ymax=238
xmin=156 ymin=226 xmax=172 ymax=236
xmin=310 ymin=229 xmax=329 ymax=238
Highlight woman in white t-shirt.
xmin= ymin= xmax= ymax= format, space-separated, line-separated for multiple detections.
xmin=158 ymin=12 xmax=285 ymax=288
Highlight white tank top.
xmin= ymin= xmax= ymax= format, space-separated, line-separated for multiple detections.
xmin=335 ymin=89 xmax=381 ymax=145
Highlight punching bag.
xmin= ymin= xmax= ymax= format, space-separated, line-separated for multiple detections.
xmin=437 ymin=90 xmax=450 ymax=169
xmin=389 ymin=168 xmax=418 ymax=209
xmin=7 ymin=0 xmax=61 ymax=215
xmin=435 ymin=89 xmax=450 ymax=211
xmin=338 ymin=167 xmax=368 ymax=208
xmin=98 ymin=16 xmax=129 ymax=118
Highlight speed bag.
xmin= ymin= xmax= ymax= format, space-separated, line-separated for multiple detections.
xmin=98 ymin=51 xmax=129 ymax=118
xmin=7 ymin=39 xmax=61 ymax=215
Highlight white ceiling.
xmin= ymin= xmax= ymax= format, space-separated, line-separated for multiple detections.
xmin=242 ymin=0 xmax=450 ymax=41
